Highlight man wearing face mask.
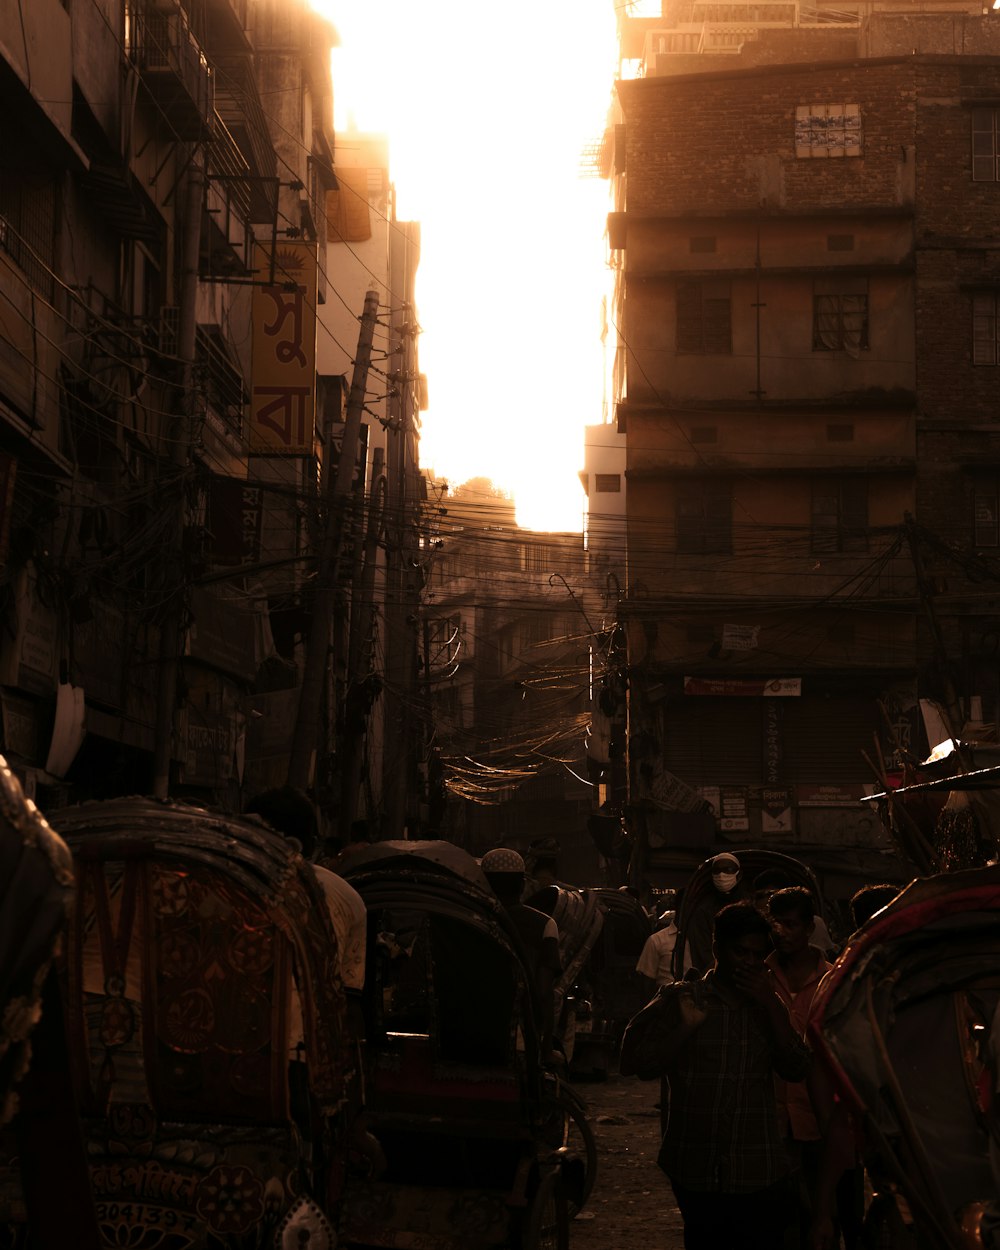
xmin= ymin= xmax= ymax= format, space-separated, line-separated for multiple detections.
xmin=682 ymin=853 xmax=746 ymax=977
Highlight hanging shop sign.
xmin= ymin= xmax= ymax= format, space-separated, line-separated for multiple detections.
xmin=719 ymin=786 xmax=749 ymax=832
xmin=796 ymin=783 xmax=875 ymax=807
xmin=250 ymin=241 xmax=317 ymax=454
xmin=763 ymin=698 xmax=783 ymax=786
xmin=207 ymin=475 xmax=263 ymax=567
xmin=185 ymin=588 xmax=259 ymax=683
xmin=683 ymin=677 xmax=801 ymax=697
xmin=73 ymin=599 xmax=125 ymax=709
xmin=759 ymin=787 xmax=794 ymax=835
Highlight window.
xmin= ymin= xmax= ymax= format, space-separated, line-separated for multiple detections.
xmin=973 ymin=293 xmax=1000 ymax=366
xmin=523 ymin=543 xmax=549 ymax=573
xmin=972 ymin=109 xmax=1000 ymax=183
xmin=0 ymin=157 xmax=56 ymax=299
xmin=595 ymin=474 xmax=621 ymax=493
xmin=676 ymin=480 xmax=731 ymax=554
xmin=676 ymin=280 xmax=732 ymax=354
xmin=196 ymin=327 xmax=246 ymax=435
xmin=795 ymin=104 xmax=861 ymax=158
xmin=974 ymin=479 xmax=1000 ymax=547
xmin=811 ymin=479 xmax=869 ymax=553
xmin=813 ymin=277 xmax=868 ymax=353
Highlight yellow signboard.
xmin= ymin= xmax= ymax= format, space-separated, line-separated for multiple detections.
xmin=250 ymin=241 xmax=317 ymax=454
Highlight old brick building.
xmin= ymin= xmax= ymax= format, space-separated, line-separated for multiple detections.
xmin=609 ymin=19 xmax=1000 ymax=889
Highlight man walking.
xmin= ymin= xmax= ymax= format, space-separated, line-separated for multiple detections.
xmin=481 ymin=847 xmax=562 ymax=1062
xmin=765 ymin=887 xmax=834 ymax=1248
xmin=621 ymin=902 xmax=809 ymax=1250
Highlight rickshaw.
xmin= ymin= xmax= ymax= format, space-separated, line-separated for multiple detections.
xmin=530 ymin=885 xmax=650 ymax=1080
xmin=0 ymin=758 xmax=92 ymax=1248
xmin=522 ymin=883 xmax=604 ymax=1064
xmin=808 ymin=865 xmax=1000 ymax=1250
xmin=18 ymin=796 xmax=359 ymax=1250
xmin=671 ymin=848 xmax=825 ymax=980
xmin=0 ymin=759 xmax=74 ymax=1123
xmin=337 ymin=840 xmax=588 ymax=1250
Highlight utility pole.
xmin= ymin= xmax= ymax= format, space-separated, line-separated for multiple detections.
xmin=339 ymin=446 xmax=386 ymax=834
xmin=287 ymin=289 xmax=380 ymax=792
xmin=383 ymin=220 xmax=422 ymax=837
xmin=152 ymin=157 xmax=203 ymax=799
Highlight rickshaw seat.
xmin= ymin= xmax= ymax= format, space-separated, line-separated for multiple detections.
xmin=369 ymin=1033 xmax=525 ymax=1120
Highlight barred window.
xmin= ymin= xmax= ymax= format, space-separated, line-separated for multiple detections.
xmin=972 ymin=109 xmax=1000 ymax=183
xmin=676 ymin=280 xmax=732 ymax=354
xmin=0 ymin=168 xmax=56 ymax=300
xmin=811 ymin=478 xmax=868 ymax=553
xmin=795 ymin=103 xmax=861 ymax=158
xmin=813 ymin=277 xmax=868 ymax=354
xmin=676 ymin=480 xmax=732 ymax=554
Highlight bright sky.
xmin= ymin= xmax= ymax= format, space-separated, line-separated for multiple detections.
xmin=313 ymin=0 xmax=619 ymax=531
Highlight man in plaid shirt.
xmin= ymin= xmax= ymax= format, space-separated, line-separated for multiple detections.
xmin=621 ymin=901 xmax=810 ymax=1249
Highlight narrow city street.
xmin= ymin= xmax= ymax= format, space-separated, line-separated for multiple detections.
xmin=570 ymin=1074 xmax=685 ymax=1250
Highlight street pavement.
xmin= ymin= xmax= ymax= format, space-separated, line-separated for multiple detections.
xmin=569 ymin=1072 xmax=685 ymax=1249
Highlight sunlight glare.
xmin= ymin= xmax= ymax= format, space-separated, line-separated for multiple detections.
xmin=314 ymin=0 xmax=618 ymax=532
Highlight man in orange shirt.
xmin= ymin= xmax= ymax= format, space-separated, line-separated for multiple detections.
xmin=765 ymin=887 xmax=834 ymax=1250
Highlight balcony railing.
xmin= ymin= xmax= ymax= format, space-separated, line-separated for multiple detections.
xmin=211 ymin=53 xmax=277 ymax=223
xmin=130 ymin=1 xmax=214 ymax=139
xmin=204 ymin=113 xmax=253 ymax=276
xmin=196 ymin=326 xmax=246 ymax=437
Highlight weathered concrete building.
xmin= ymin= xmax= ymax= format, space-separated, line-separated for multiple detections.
xmin=609 ymin=13 xmax=1000 ymax=886
xmin=422 ymin=480 xmax=603 ymax=878
xmin=0 ymin=0 xmax=380 ymax=822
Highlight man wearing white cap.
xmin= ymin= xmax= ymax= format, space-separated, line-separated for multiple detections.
xmin=481 ymin=847 xmax=562 ymax=1061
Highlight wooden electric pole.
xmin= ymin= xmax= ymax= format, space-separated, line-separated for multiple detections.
xmin=287 ymin=289 xmax=380 ymax=792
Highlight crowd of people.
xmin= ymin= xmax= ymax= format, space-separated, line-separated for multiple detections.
xmin=264 ymin=814 xmax=1000 ymax=1250
xmin=229 ymin=802 xmax=939 ymax=1250
xmin=624 ymin=851 xmax=905 ymax=1250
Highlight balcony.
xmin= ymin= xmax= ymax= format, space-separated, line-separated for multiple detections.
xmin=211 ymin=54 xmax=277 ymax=223
xmin=197 ymin=0 xmax=252 ymax=55
xmin=131 ymin=2 xmax=214 ymax=139
xmin=203 ymin=113 xmax=253 ymax=276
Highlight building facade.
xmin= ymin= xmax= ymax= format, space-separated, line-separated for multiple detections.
xmin=0 ymin=0 xmax=418 ymax=832
xmin=422 ymin=480 xmax=604 ymax=879
xmin=608 ymin=9 xmax=1000 ymax=887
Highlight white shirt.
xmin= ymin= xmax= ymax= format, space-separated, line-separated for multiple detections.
xmin=635 ymin=917 xmax=678 ymax=986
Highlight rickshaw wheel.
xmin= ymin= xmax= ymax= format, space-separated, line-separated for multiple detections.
xmin=522 ymin=1170 xmax=569 ymax=1250
xmin=556 ymin=1083 xmax=598 ymax=1214
xmin=862 ymin=1192 xmax=919 ymax=1250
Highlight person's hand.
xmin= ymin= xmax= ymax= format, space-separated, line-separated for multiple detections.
xmin=732 ymin=963 xmax=774 ymax=1005
xmin=678 ymin=987 xmax=708 ymax=1032
xmin=543 ymin=1046 xmax=567 ymax=1071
